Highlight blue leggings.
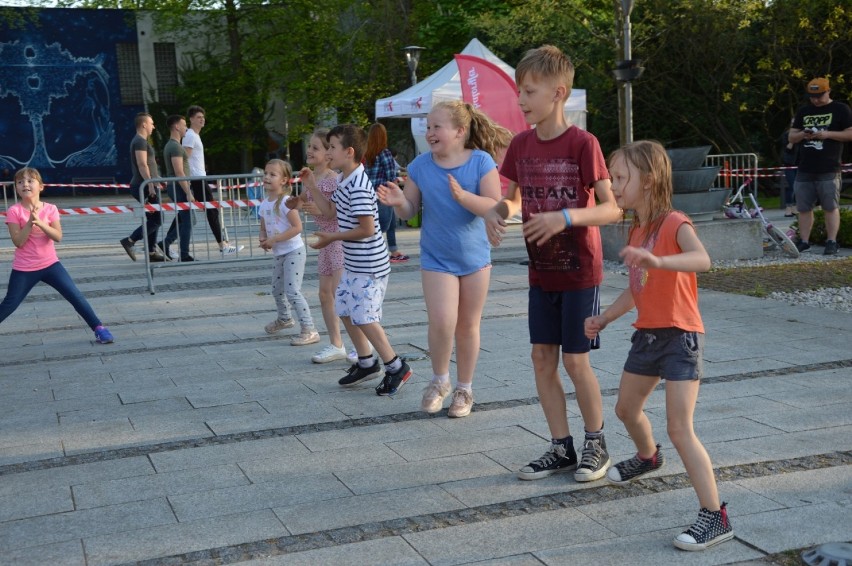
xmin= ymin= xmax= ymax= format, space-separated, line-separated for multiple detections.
xmin=0 ymin=262 xmax=102 ymax=330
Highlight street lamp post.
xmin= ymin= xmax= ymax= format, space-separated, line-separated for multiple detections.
xmin=403 ymin=45 xmax=425 ymax=86
xmin=613 ymin=0 xmax=643 ymax=145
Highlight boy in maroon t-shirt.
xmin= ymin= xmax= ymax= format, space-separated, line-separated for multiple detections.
xmin=485 ymin=45 xmax=622 ymax=482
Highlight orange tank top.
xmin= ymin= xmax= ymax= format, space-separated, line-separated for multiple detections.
xmin=628 ymin=211 xmax=704 ymax=333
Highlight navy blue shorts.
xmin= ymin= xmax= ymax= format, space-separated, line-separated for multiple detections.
xmin=528 ymin=286 xmax=600 ymax=354
xmin=624 ymin=328 xmax=704 ymax=381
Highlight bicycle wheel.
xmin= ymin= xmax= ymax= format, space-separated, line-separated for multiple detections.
xmin=767 ymin=224 xmax=800 ymax=258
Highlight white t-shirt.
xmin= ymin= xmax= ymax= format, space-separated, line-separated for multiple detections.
xmin=259 ymin=198 xmax=304 ymax=256
xmin=182 ymin=128 xmax=206 ymax=176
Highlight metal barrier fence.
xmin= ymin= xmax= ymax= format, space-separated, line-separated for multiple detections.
xmin=2 ymin=173 xmax=316 ymax=294
xmin=705 ymin=153 xmax=759 ymax=194
xmin=1 ymin=181 xmax=12 ymax=211
xmin=139 ymin=173 xmax=265 ymax=293
xmin=139 ymin=172 xmax=308 ymax=294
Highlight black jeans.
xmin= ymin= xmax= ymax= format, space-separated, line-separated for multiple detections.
xmin=129 ymin=184 xmax=163 ymax=252
xmin=191 ymin=179 xmax=225 ymax=245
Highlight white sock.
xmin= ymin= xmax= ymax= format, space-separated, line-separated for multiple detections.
xmin=456 ymin=382 xmax=472 ymax=393
xmin=358 ymin=355 xmax=376 ymax=368
xmin=431 ymin=373 xmax=450 ymax=385
xmin=385 ymin=356 xmax=403 ymax=372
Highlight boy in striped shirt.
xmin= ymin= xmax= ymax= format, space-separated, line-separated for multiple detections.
xmin=299 ymin=124 xmax=412 ymax=395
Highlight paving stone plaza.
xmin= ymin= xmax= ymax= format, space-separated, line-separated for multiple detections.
xmin=0 ymin=197 xmax=850 ymax=565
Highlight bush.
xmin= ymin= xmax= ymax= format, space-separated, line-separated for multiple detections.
xmin=791 ymin=208 xmax=852 ymax=246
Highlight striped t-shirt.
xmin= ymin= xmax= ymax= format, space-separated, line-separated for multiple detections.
xmin=331 ymin=164 xmax=390 ymax=277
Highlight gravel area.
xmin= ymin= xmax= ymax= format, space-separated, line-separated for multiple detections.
xmin=604 ymin=251 xmax=852 ymax=313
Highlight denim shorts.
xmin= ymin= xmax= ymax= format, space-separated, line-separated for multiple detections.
xmin=623 ymin=328 xmax=704 ymax=381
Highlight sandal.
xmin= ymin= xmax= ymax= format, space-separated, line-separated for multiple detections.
xmin=390 ymin=254 xmax=409 ymax=263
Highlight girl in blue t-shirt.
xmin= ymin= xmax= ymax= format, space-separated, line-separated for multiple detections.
xmin=378 ymin=100 xmax=512 ymax=418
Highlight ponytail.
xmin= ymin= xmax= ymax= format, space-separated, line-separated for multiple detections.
xmin=432 ymin=100 xmax=513 ymax=161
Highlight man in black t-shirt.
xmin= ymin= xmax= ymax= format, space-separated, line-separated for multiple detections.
xmin=789 ymin=78 xmax=852 ymax=255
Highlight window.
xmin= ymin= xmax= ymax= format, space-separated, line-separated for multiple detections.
xmin=154 ymin=42 xmax=178 ymax=105
xmin=116 ymin=43 xmax=143 ymax=105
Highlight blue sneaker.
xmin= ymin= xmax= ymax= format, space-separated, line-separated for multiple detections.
xmin=94 ymin=325 xmax=114 ymax=344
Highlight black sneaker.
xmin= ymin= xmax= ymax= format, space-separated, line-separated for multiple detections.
xmin=823 ymin=240 xmax=839 ymax=255
xmin=517 ymin=442 xmax=577 ymax=480
xmin=338 ymin=360 xmax=383 ymax=387
xmin=180 ymin=255 xmax=195 ymax=262
xmin=375 ymin=360 xmax=412 ymax=396
xmin=673 ymin=502 xmax=734 ymax=551
xmin=574 ymin=435 xmax=611 ymax=482
xmin=795 ymin=240 xmax=811 ymax=253
xmin=607 ymin=443 xmax=664 ymax=485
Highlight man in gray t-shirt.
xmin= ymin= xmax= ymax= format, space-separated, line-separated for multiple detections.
xmin=120 ymin=112 xmax=165 ymax=262
xmin=158 ymin=115 xmax=196 ymax=261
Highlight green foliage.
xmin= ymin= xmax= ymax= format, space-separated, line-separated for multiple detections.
xmin=468 ymin=0 xmax=617 ymax=137
xmin=791 ymin=208 xmax=852 ymax=246
xmin=9 ymin=0 xmax=851 ymax=171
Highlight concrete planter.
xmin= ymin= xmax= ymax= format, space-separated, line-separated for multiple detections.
xmin=672 ymin=188 xmax=731 ymax=221
xmin=667 ymin=146 xmax=712 ymax=170
xmin=672 ymin=166 xmax=722 ymax=193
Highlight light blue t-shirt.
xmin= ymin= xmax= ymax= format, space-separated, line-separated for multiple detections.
xmin=407 ymin=149 xmax=497 ymax=275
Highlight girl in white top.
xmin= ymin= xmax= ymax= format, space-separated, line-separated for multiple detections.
xmin=258 ymin=159 xmax=319 ymax=346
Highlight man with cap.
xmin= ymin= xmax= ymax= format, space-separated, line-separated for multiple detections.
xmin=788 ymin=77 xmax=852 ymax=255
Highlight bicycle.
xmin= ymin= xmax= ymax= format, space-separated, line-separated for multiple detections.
xmin=724 ymin=178 xmax=800 ymax=258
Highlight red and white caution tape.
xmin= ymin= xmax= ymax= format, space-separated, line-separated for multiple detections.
xmin=0 ymin=199 xmax=263 ymax=217
xmin=143 ymin=199 xmax=263 ymax=212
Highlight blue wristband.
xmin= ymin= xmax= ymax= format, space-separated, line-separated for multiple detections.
xmin=562 ymin=208 xmax=572 ymax=227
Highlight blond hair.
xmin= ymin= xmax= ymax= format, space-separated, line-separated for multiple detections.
xmin=515 ymin=45 xmax=575 ymax=102
xmin=431 ymin=100 xmax=513 ymax=160
xmin=311 ymin=127 xmax=330 ymax=150
xmin=14 ymin=167 xmax=43 ymax=185
xmin=608 ymin=140 xmax=673 ymax=246
xmin=266 ymin=159 xmax=294 ymax=216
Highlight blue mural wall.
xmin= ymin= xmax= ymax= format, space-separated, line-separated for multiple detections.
xmin=0 ymin=8 xmax=143 ymax=193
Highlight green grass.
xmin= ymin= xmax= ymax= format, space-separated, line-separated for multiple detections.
xmin=698 ymin=258 xmax=852 ymax=294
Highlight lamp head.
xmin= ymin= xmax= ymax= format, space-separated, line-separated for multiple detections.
xmin=403 ymin=46 xmax=425 ymax=72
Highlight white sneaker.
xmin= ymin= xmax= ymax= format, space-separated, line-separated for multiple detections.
xmin=312 ymin=344 xmax=347 ymax=364
xmin=221 ymin=244 xmax=244 ymax=256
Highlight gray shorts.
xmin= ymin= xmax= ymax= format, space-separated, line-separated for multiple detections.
xmin=623 ymin=328 xmax=704 ymax=381
xmin=794 ymin=172 xmax=840 ymax=213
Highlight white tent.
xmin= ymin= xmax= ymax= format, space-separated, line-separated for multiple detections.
xmin=376 ymin=38 xmax=587 ymax=154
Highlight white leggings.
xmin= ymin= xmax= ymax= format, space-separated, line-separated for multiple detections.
xmin=271 ymin=247 xmax=314 ymax=330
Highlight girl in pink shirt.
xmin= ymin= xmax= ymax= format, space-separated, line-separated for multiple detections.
xmin=1 ymin=168 xmax=113 ymax=344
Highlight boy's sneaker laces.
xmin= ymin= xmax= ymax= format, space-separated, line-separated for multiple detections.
xmin=574 ymin=436 xmax=611 ymax=482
